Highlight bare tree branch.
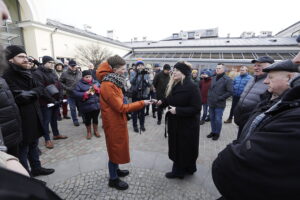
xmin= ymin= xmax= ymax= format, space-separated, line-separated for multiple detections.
xmin=75 ymin=44 xmax=112 ymax=68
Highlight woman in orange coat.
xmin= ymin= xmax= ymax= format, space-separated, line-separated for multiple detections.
xmin=96 ymin=55 xmax=151 ymax=190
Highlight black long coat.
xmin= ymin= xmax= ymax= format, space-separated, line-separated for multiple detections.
xmin=2 ymin=63 xmax=43 ymax=144
xmin=162 ymin=78 xmax=201 ymax=169
xmin=0 ymin=77 xmax=22 ymax=148
xmin=212 ymin=85 xmax=300 ymax=200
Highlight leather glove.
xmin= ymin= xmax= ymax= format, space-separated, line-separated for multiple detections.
xmin=15 ymin=90 xmax=38 ymax=104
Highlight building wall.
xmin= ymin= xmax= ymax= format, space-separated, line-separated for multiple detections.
xmin=20 ymin=22 xmax=130 ymax=62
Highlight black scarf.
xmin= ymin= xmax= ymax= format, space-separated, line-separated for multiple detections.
xmin=102 ymin=73 xmax=126 ymax=89
xmin=9 ymin=62 xmax=32 ymax=80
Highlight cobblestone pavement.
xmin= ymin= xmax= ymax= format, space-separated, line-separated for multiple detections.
xmin=38 ymin=100 xmax=237 ymax=199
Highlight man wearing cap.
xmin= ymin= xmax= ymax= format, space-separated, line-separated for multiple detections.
xmin=33 ymin=56 xmax=68 ymax=149
xmin=59 ymin=60 xmax=82 ymax=126
xmin=2 ymin=45 xmax=55 ymax=176
xmin=207 ymin=63 xmax=233 ymax=140
xmin=130 ymin=60 xmax=151 ymax=132
xmin=153 ymin=64 xmax=171 ymax=125
xmin=233 ymin=56 xmax=274 ymax=139
xmin=212 ymin=60 xmax=300 ymax=200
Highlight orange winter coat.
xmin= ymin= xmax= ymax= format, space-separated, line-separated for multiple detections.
xmin=96 ymin=62 xmax=145 ymax=164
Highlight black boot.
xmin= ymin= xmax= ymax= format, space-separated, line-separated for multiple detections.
xmin=133 ymin=126 xmax=139 ymax=133
xmin=165 ymin=172 xmax=184 ymax=179
xmin=117 ymin=169 xmax=129 ymax=177
xmin=140 ymin=126 xmax=146 ymax=132
xmin=108 ymin=178 xmax=129 ymax=190
xmin=153 ymin=113 xmax=156 ymax=118
xmin=31 ymin=167 xmax=55 ymax=177
xmin=206 ymin=132 xmax=215 ymax=138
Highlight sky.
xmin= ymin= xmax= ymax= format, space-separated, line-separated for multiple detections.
xmin=43 ymin=0 xmax=300 ymax=42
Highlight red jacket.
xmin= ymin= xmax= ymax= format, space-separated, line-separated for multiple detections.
xmin=199 ymin=77 xmax=212 ymax=104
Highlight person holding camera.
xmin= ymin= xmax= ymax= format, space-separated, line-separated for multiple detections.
xmin=3 ymin=46 xmax=54 ymax=176
xmin=33 ymin=56 xmax=68 ymax=149
xmin=73 ymin=70 xmax=101 ymax=139
xmin=130 ymin=61 xmax=151 ymax=132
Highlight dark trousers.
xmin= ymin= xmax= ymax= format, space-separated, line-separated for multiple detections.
xmin=108 ymin=160 xmax=119 ymax=180
xmin=82 ymin=109 xmax=100 ymax=126
xmin=228 ymin=96 xmax=240 ymax=119
xmin=18 ymin=139 xmax=41 ymax=172
xmin=68 ymin=97 xmax=79 ymax=123
xmin=145 ymin=91 xmax=156 ymax=114
xmin=132 ymin=97 xmax=145 ymax=127
xmin=58 ymin=95 xmax=68 ymax=117
xmin=157 ymin=106 xmax=164 ymax=122
xmin=40 ymin=105 xmax=60 ymax=141
xmin=201 ymin=104 xmax=209 ymax=121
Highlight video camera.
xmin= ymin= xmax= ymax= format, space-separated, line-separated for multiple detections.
xmin=140 ymin=69 xmax=149 ymax=75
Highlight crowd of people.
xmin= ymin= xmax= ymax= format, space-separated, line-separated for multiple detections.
xmin=1 ymin=0 xmax=300 ymax=199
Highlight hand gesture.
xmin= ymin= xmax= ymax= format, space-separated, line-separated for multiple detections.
xmin=168 ymin=106 xmax=176 ymax=115
xmin=156 ymin=100 xmax=162 ymax=106
xmin=143 ymin=100 xmax=152 ymax=106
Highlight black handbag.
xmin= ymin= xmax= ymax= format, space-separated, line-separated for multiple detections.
xmin=45 ymin=84 xmax=59 ymax=96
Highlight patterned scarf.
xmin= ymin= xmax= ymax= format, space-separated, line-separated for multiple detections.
xmin=102 ymin=73 xmax=126 ymax=89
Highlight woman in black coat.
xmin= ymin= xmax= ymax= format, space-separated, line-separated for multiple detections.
xmin=157 ymin=62 xmax=201 ymax=179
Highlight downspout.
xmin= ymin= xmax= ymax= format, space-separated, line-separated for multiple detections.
xmin=50 ymin=28 xmax=58 ymax=58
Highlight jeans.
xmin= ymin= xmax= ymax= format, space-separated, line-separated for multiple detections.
xmin=209 ymin=107 xmax=225 ymax=135
xmin=145 ymin=91 xmax=156 ymax=114
xmin=228 ymin=96 xmax=240 ymax=119
xmin=201 ymin=104 xmax=209 ymax=121
xmin=18 ymin=139 xmax=41 ymax=172
xmin=40 ymin=105 xmax=60 ymax=141
xmin=108 ymin=160 xmax=119 ymax=180
xmin=132 ymin=97 xmax=145 ymax=127
xmin=68 ymin=97 xmax=78 ymax=123
xmin=157 ymin=106 xmax=164 ymax=122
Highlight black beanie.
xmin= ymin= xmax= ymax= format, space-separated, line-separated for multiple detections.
xmin=82 ymin=70 xmax=92 ymax=77
xmin=5 ymin=45 xmax=26 ymax=60
xmin=42 ymin=56 xmax=54 ymax=65
xmin=163 ymin=64 xmax=171 ymax=70
xmin=174 ymin=62 xmax=191 ymax=77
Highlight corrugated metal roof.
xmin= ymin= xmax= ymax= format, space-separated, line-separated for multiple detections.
xmin=125 ymin=37 xmax=298 ymax=48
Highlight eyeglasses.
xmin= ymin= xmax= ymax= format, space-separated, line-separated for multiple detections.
xmin=16 ymin=55 xmax=29 ymax=60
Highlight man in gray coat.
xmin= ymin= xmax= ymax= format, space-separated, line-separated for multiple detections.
xmin=207 ymin=64 xmax=232 ymax=140
xmin=233 ymin=56 xmax=274 ymax=139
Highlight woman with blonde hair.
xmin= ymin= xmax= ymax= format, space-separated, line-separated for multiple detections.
xmin=96 ymin=55 xmax=152 ymax=190
xmin=157 ymin=61 xmax=201 ymax=179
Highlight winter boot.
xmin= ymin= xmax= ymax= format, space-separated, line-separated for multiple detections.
xmin=93 ymin=124 xmax=100 ymax=137
xmin=86 ymin=125 xmax=92 ymax=139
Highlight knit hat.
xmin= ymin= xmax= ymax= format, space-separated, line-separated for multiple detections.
xmin=136 ymin=60 xmax=144 ymax=66
xmin=55 ymin=59 xmax=63 ymax=66
xmin=42 ymin=56 xmax=54 ymax=65
xmin=163 ymin=64 xmax=171 ymax=70
xmin=69 ymin=60 xmax=77 ymax=67
xmin=82 ymin=70 xmax=92 ymax=77
xmin=5 ymin=45 xmax=26 ymax=60
xmin=174 ymin=62 xmax=192 ymax=77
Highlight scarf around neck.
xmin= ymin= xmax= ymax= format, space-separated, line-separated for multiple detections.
xmin=102 ymin=73 xmax=126 ymax=88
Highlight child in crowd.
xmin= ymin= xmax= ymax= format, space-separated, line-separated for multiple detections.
xmin=73 ymin=70 xmax=101 ymax=139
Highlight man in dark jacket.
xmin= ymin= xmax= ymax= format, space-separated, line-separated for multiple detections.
xmin=207 ymin=64 xmax=232 ymax=140
xmin=2 ymin=45 xmax=54 ymax=176
xmin=130 ymin=60 xmax=151 ymax=132
xmin=224 ymin=66 xmax=252 ymax=123
xmin=233 ymin=56 xmax=274 ymax=138
xmin=212 ymin=60 xmax=300 ymax=200
xmin=59 ymin=60 xmax=82 ymax=126
xmin=152 ymin=64 xmax=171 ymax=125
xmin=33 ymin=56 xmax=68 ymax=149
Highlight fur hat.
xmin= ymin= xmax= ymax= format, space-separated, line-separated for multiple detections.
xmin=174 ymin=62 xmax=192 ymax=77
xmin=82 ymin=70 xmax=92 ymax=77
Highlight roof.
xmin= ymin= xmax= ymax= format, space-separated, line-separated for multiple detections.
xmin=276 ymin=21 xmax=300 ymax=36
xmin=125 ymin=37 xmax=298 ymax=49
xmin=46 ymin=19 xmax=130 ymax=49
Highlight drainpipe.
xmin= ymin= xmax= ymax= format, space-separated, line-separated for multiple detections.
xmin=50 ymin=28 xmax=58 ymax=58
